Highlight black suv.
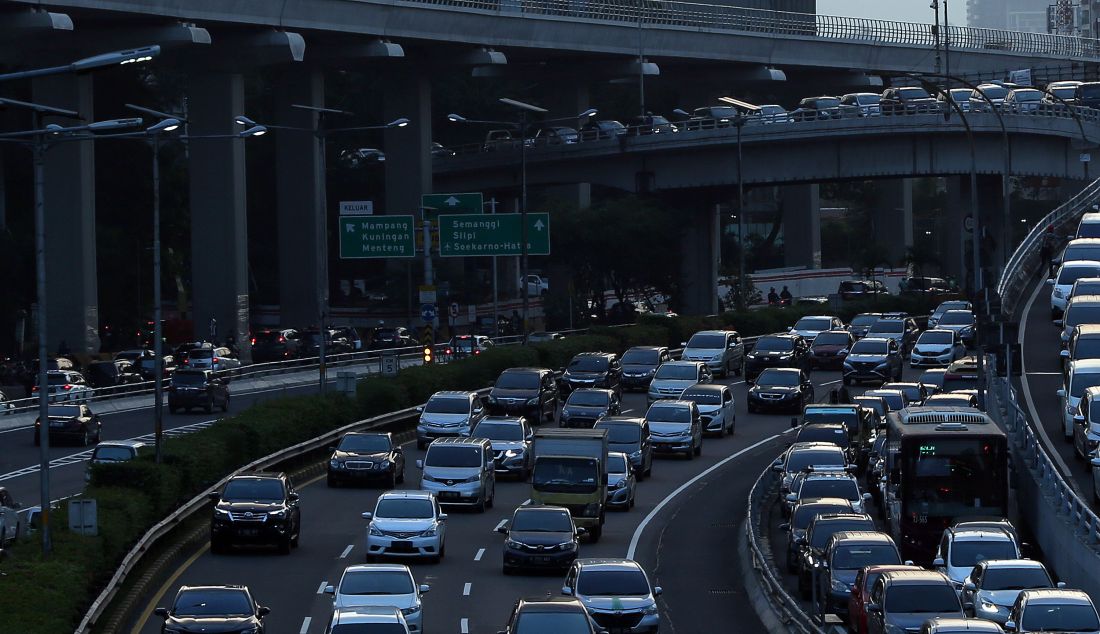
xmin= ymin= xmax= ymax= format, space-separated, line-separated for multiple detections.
xmin=796 ymin=512 xmax=876 ymax=598
xmin=250 ymin=328 xmax=301 ymax=363
xmin=34 ymin=403 xmax=101 ymax=447
xmin=86 ymin=360 xmax=144 ymax=389
xmin=744 ymin=334 xmax=809 ymax=383
xmin=487 ymin=367 xmax=560 ymax=424
xmin=880 ymin=86 xmax=937 ymax=114
xmin=560 ymin=352 xmax=622 ymax=398
xmin=168 ymin=369 xmax=230 ymax=414
xmin=327 ymin=431 xmax=406 ymax=488
xmin=370 ymin=327 xmax=413 ymax=349
xmin=155 ymin=585 xmax=269 ymax=633
xmin=620 ymin=346 xmax=671 ymax=391
xmin=209 ymin=473 xmax=301 ymax=554
xmin=747 ymin=367 xmax=815 ymax=414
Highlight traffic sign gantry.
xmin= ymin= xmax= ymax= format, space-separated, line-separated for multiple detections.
xmin=438 ymin=213 xmax=550 ymax=257
xmin=339 ymin=216 xmax=416 ymax=259
xmin=422 ymin=193 xmax=483 ymax=218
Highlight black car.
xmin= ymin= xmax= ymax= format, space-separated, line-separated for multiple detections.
xmin=594 ymin=416 xmax=653 ymax=478
xmin=487 ymin=367 xmax=559 ymax=424
xmin=796 ymin=512 xmax=876 ymax=598
xmin=627 ymin=114 xmax=678 ymax=135
xmin=1074 ymin=81 xmax=1100 ymax=109
xmin=86 ymin=360 xmax=144 ymax=389
xmin=849 ymin=313 xmax=883 ymax=339
xmin=155 ymin=585 xmax=269 ymax=634
xmin=498 ymin=505 xmax=583 ymax=573
xmin=744 ymin=334 xmax=809 ymax=384
xmin=838 ymin=280 xmax=889 ymax=301
xmin=560 ymin=352 xmax=622 ymax=397
xmin=250 ymin=328 xmax=301 ymax=363
xmin=843 ymin=337 xmax=904 ymax=386
xmin=559 ymin=388 xmax=620 ymax=428
xmin=370 ymin=327 xmax=413 ymax=349
xmin=807 ymin=330 xmax=855 ymax=371
xmin=133 ymin=354 xmax=175 ymax=381
xmin=880 ymin=86 xmax=937 ymax=114
xmin=620 ymin=346 xmax=671 ymax=391
xmin=687 ymin=105 xmax=740 ymax=128
xmin=300 ymin=329 xmax=349 ymax=357
xmin=168 ymin=369 xmax=230 ymax=414
xmin=327 ymin=432 xmax=406 ymax=488
xmin=747 ymin=367 xmax=814 ymax=414
xmin=499 ymin=596 xmax=600 ymax=634
xmin=581 ymin=119 xmax=627 ymax=139
xmin=791 ymin=96 xmax=843 ymax=121
xmin=209 ymin=472 xmax=301 ymax=554
xmin=34 ymin=403 xmax=101 ymax=446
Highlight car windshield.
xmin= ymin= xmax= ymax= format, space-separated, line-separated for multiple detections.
xmin=189 ymin=349 xmax=213 ymax=359
xmin=621 ymin=349 xmax=659 ymax=364
xmin=577 ymin=570 xmax=650 ymax=596
xmin=851 ymin=315 xmax=880 ymax=327
xmin=608 ymin=454 xmax=629 ymax=473
xmin=810 ymin=520 xmax=874 ymax=548
xmin=48 ymin=405 xmax=81 ymax=417
xmin=1053 ymin=86 xmax=1079 ymax=99
xmin=794 ymin=318 xmax=832 ymax=331
xmin=515 ymin=612 xmax=593 ymax=633
xmin=687 ymin=333 xmax=727 ymax=348
xmin=172 ymin=372 xmax=206 ymax=386
xmin=757 ymin=369 xmax=799 ymax=386
xmin=331 ymin=624 xmax=407 ymax=634
xmin=453 ymin=337 xmax=479 ymax=351
xmin=800 ymin=479 xmax=859 ymax=501
xmin=949 ymin=540 xmax=1018 ymax=567
xmin=920 ymin=371 xmax=946 ymax=389
xmin=338 ymin=435 xmax=391 ymax=453
xmin=1058 ymin=265 xmax=1100 ymax=285
xmin=473 ymin=421 xmax=524 ymax=441
xmin=814 ymin=332 xmax=850 ymax=346
xmin=793 ymin=504 xmax=848 ymax=529
xmin=935 ymin=302 xmax=969 ymax=315
xmin=569 ymin=356 xmax=609 ymax=372
xmin=567 ymin=391 xmax=610 ymax=407
xmin=787 ymin=449 xmax=845 ymax=471
xmin=1073 ymin=282 xmax=1100 ymax=296
xmin=375 ymin=498 xmax=434 ymax=520
xmin=855 ymin=398 xmax=887 ymax=416
xmin=46 ymin=374 xmax=73 ymax=385
xmin=173 ymin=589 xmax=252 ymax=617
xmin=425 ymin=397 xmax=469 ymax=414
xmin=1021 ymin=604 xmax=1100 ymax=632
xmin=647 ymin=405 xmax=690 ymax=423
xmin=949 ymin=88 xmax=971 ymax=101
xmin=939 ymin=312 xmax=974 ymax=326
xmin=1067 ymin=306 xmax=1100 ymax=328
xmin=883 ymin=584 xmax=960 ymax=613
xmin=899 ymin=87 xmax=932 ymax=99
xmin=222 ymin=479 xmax=284 ymax=502
xmin=425 ymin=445 xmax=482 ymax=467
xmin=981 ymin=567 xmax=1052 ymax=591
xmin=653 ymin=364 xmax=698 ymax=380
xmin=512 ymin=509 xmax=573 ymax=532
xmin=1013 ymin=90 xmax=1042 ymax=102
xmin=597 ymin=423 xmax=641 ymax=443
xmin=755 ymin=337 xmax=795 ymax=352
xmin=813 ymin=98 xmax=841 ymax=108
xmin=919 ymin=331 xmax=954 ymax=345
xmin=1073 ymin=338 xmax=1100 ymax=361
xmin=681 ymin=388 xmax=721 ymax=404
xmin=797 ymin=426 xmax=849 ymax=447
xmin=927 ymin=396 xmax=971 ymax=407
xmin=832 ymin=544 xmax=901 ymax=570
xmin=857 ymin=94 xmax=880 ymax=104
xmin=851 ymin=340 xmax=889 ymax=355
xmin=1070 ymin=372 xmax=1100 ymax=398
xmin=868 ymin=320 xmax=904 ymax=334
xmin=93 ymin=446 xmax=134 ymax=461
xmin=976 ymin=86 xmax=1008 ymax=99
xmin=339 ymin=570 xmax=414 ymax=595
xmin=496 ymin=372 xmax=540 ymax=390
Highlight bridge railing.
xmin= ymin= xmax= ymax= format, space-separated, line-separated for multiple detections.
xmin=401 ymin=0 xmax=1100 ymax=59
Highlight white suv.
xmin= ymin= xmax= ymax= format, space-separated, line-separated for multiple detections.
xmin=325 ymin=564 xmax=429 ymax=632
xmin=362 ymin=491 xmax=447 ymax=563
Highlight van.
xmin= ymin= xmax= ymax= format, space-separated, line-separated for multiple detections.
xmin=1059 ymin=295 xmax=1100 ymax=348
xmin=416 ymin=437 xmax=496 ymax=512
xmin=1059 ymin=359 xmax=1100 ymax=440
xmin=1057 ymin=238 xmax=1100 ymax=266
xmin=1048 ymin=260 xmax=1100 ymax=319
xmin=1078 ymin=212 xmax=1100 ymax=239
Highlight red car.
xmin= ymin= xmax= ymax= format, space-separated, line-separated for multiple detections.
xmin=848 ymin=564 xmax=919 ymax=634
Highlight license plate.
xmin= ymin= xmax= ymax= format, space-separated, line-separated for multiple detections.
xmin=439 ymin=491 xmax=460 ymax=499
xmin=49 ymin=422 xmax=66 ymax=428
xmin=238 ymin=528 xmax=259 ymax=537
xmin=392 ymin=541 xmax=414 ymax=551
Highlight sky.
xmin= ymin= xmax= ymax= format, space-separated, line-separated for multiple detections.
xmin=818 ymin=0 xmax=967 ymax=25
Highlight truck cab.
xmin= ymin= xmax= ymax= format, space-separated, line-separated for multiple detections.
xmin=531 ymin=428 xmax=609 ymax=542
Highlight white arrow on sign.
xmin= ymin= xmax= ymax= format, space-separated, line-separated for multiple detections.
xmin=445 ymin=196 xmax=461 ymax=206
xmin=534 ymin=219 xmax=545 ymax=231
xmin=345 ymin=223 xmax=355 ymax=233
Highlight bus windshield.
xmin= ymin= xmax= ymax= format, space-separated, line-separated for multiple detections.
xmin=902 ymin=438 xmax=1006 ymax=519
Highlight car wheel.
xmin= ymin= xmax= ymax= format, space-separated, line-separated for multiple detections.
xmin=644 ymin=460 xmax=652 ymax=478
xmin=502 ymin=563 xmax=513 ymax=575
xmin=476 ymin=494 xmax=486 ymax=513
xmin=438 ymin=541 xmax=446 ymax=560
xmin=629 ymin=489 xmax=636 ymax=508
xmin=486 ymin=484 xmax=495 ymax=509
xmin=694 ymin=439 xmax=702 ymax=456
xmin=747 ymin=404 xmax=757 ymax=414
xmin=397 ymin=464 xmax=406 ymax=484
xmin=221 ymin=395 xmax=229 ymax=412
xmin=292 ymin=526 xmax=300 ymax=548
xmin=94 ymin=427 xmax=101 ymax=444
xmin=735 ymin=360 xmax=743 ymax=377
xmin=81 ymin=429 xmax=90 ymax=447
xmin=205 ymin=398 xmax=214 ymax=414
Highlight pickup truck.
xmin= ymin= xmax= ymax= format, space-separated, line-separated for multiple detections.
xmin=531 ymin=428 xmax=609 ymax=541
xmin=0 ymin=486 xmax=22 ymax=548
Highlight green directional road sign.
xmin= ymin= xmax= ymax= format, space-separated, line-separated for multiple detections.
xmin=438 ymin=213 xmax=550 ymax=257
xmin=421 ymin=192 xmax=483 ymax=218
xmin=339 ymin=215 xmax=416 ymax=259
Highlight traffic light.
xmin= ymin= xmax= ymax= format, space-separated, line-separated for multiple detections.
xmin=423 ymin=345 xmax=433 ymax=364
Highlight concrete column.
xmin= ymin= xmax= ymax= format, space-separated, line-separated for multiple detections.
xmin=274 ymin=68 xmax=325 ymax=328
xmin=187 ymin=73 xmax=251 ymax=358
xmin=781 ymin=184 xmax=821 ymax=269
xmin=32 ymin=74 xmax=100 ymax=355
xmin=383 ymin=73 xmax=431 ymax=215
xmin=942 ymin=176 xmax=967 ymax=285
xmin=678 ymin=204 xmax=720 ymax=316
xmin=977 ymin=174 xmax=1006 ymax=284
xmin=871 ymin=179 xmax=914 ymax=254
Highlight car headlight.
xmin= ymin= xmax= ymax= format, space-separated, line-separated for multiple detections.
xmin=330 ymin=459 xmax=344 ymax=469
xmin=629 ymin=450 xmax=642 ymax=458
xmin=505 ymin=538 xmax=523 ymax=549
xmin=711 ymin=353 xmax=724 ymax=362
xmin=401 ymin=606 xmax=421 ymax=616
xmin=979 ymin=600 xmax=1000 ymax=613
xmin=269 ymin=508 xmax=287 ymax=518
xmin=420 ymin=525 xmax=438 ymax=537
xmin=561 ymin=411 xmax=571 ymax=420
xmin=843 ymin=362 xmax=854 ymax=369
xmin=369 ymin=524 xmax=384 ymax=536
xmin=583 ymin=503 xmax=601 ymax=516
xmin=875 ymin=361 xmax=890 ymax=369
xmin=488 ymin=395 xmax=498 ymax=403
xmin=504 ymin=449 xmax=521 ymax=458
xmin=214 ymin=508 xmax=230 ymax=518
xmin=643 ymin=604 xmax=659 ymax=616
xmin=830 ymin=578 xmax=851 ymax=593
xmin=960 ymin=326 xmax=973 ymax=335
xmin=612 ymin=479 xmax=628 ymax=489
xmin=526 ymin=397 xmax=539 ymax=406
xmin=556 ymin=541 xmax=576 ymax=550
xmin=643 ymin=368 xmax=656 ymax=376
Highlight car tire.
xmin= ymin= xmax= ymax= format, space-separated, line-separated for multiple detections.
xmin=735 ymin=360 xmax=743 ymax=377
xmin=747 ymin=404 xmax=757 ymax=414
xmin=439 ymin=541 xmax=446 ymax=560
xmin=486 ymin=485 xmax=495 ymax=509
xmin=81 ymin=429 xmax=90 ymax=447
xmin=694 ymin=439 xmax=702 ymax=456
xmin=644 ymin=461 xmax=652 ymax=478
xmin=388 ymin=471 xmax=398 ymax=489
xmin=292 ymin=527 xmax=300 ymax=548
xmin=476 ymin=494 xmax=486 ymax=513
xmin=397 ymin=464 xmax=406 ymax=484
xmin=502 ymin=563 xmax=514 ymax=575
xmin=629 ymin=491 xmax=636 ymax=508
xmin=221 ymin=395 xmax=229 ymax=412
xmin=205 ymin=398 xmax=214 ymax=414
xmin=94 ymin=427 xmax=101 ymax=444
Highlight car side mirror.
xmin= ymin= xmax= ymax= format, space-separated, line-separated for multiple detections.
xmin=962 ymin=601 xmax=974 ymax=611
xmin=1046 ymin=278 xmax=1055 ymax=285
xmin=1075 ymin=414 xmax=1086 ymax=422
xmin=904 ymin=560 xmax=914 ymax=566
xmin=964 ymin=581 xmax=976 ymax=591
xmin=1057 ymin=581 xmax=1067 ymax=588
xmin=416 ymin=459 xmax=424 ymax=469
xmin=562 ymin=586 xmax=573 ymax=596
xmin=786 ymin=493 xmax=797 ymax=502
xmin=496 ymin=525 xmax=508 ymax=534
xmin=438 ymin=513 xmax=447 ymax=521
xmin=1055 ymin=319 xmax=1064 ymax=327
xmin=1005 ymin=620 xmax=1016 ymax=631
xmin=1091 ymin=456 xmax=1100 ymax=469
xmin=361 ymin=511 xmax=373 ymax=520
xmin=653 ymin=586 xmax=663 ymax=596
xmin=415 ymin=406 xmax=424 ymax=413
xmin=154 ymin=607 xmax=169 ymax=618
xmin=1057 ymin=388 xmax=1067 ymax=398
xmin=207 ymin=492 xmax=220 ymax=501
xmin=420 ymin=584 xmax=431 ymax=594
xmin=862 ymin=493 xmax=872 ymax=501
xmin=257 ymin=606 xmax=270 ymax=618
xmin=577 ymin=527 xmax=587 ymax=536
xmin=866 ymin=603 xmax=882 ymax=614
xmin=680 ymin=342 xmax=687 ymax=347
xmin=288 ymin=492 xmax=299 ymax=502
xmin=1062 ymin=349 xmax=1071 ymax=358
xmin=324 ymin=585 xmax=335 ymax=594
xmin=933 ymin=557 xmax=945 ymax=567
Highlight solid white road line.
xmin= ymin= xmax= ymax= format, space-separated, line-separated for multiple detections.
xmin=316 ymin=581 xmax=328 ymax=594
xmin=494 ymin=519 xmax=507 ymax=531
xmin=463 ymin=582 xmax=472 ymax=596
xmin=626 ymin=430 xmax=793 ymax=560
xmin=1019 ymin=276 xmax=1077 ymax=489
xmin=340 ymin=544 xmax=354 ymax=559
xmin=300 ymin=616 xmax=312 ymax=634
xmin=474 ymin=548 xmax=485 ymax=561
xmin=461 ymin=618 xmax=470 ymax=633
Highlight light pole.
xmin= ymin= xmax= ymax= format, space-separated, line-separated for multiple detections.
xmin=0 ymin=45 xmax=159 ymax=82
xmin=448 ymin=103 xmax=597 ymax=338
xmin=237 ymin=111 xmax=408 ymax=392
xmin=717 ymin=99 xmax=752 ymax=309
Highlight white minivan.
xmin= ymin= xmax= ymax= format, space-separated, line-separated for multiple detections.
xmin=1078 ymin=212 xmax=1100 ymax=239
xmin=1060 ymin=359 xmax=1100 ymax=439
xmin=1049 ymin=260 xmax=1100 ymax=319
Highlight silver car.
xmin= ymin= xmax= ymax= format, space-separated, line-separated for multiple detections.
xmin=471 ymin=416 xmax=533 ymax=479
xmin=415 ymin=391 xmax=485 ymax=449
xmin=962 ymin=559 xmax=1059 ymax=625
xmin=680 ymin=330 xmax=744 ymax=378
xmin=362 ymin=491 xmax=447 ymax=563
xmin=563 ymin=559 xmax=661 ymax=634
xmin=325 ymin=564 xmax=429 ymax=632
xmin=605 ymin=452 xmax=636 ymax=510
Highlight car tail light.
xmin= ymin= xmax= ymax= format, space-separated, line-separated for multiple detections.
xmin=250 ymin=337 xmax=256 ymax=345
xmin=63 ymin=384 xmax=73 ymax=391
xmin=32 ymin=386 xmax=39 ymax=393
xmin=445 ymin=348 xmax=453 ymax=355
xmin=474 ymin=350 xmax=480 ymax=355
xmin=278 ymin=336 xmax=286 ymax=343
xmin=213 ymin=357 xmax=220 ymax=363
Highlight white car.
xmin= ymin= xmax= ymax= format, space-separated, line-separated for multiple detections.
xmin=33 ymin=370 xmax=93 ymax=403
xmin=910 ymin=329 xmax=966 ymax=368
xmin=679 ymin=383 xmax=735 ymax=436
xmin=928 ymin=300 xmax=972 ymax=329
xmin=327 ymin=606 xmax=411 ymax=634
xmin=185 ymin=346 xmax=241 ymax=372
xmin=1061 ymin=359 xmax=1100 ymax=439
xmin=646 ymin=361 xmax=711 ymax=404
xmin=933 ymin=525 xmax=1021 ymax=591
xmin=325 ymin=564 xmax=428 ymax=633
xmin=362 ymin=490 xmax=447 ymax=563
xmin=521 ymin=274 xmax=549 ymax=297
xmin=1049 ymin=260 xmax=1100 ymax=319
xmin=788 ymin=315 xmax=844 ymax=343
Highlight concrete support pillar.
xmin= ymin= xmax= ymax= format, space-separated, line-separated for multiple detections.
xmin=275 ymin=68 xmax=325 ymax=328
xmin=678 ymin=204 xmax=720 ymax=316
xmin=942 ymin=176 xmax=967 ymax=285
xmin=871 ymin=179 xmax=914 ymax=256
xmin=32 ymin=74 xmax=100 ymax=355
xmin=188 ymin=73 xmax=251 ymax=359
xmin=781 ymin=184 xmax=821 ymax=269
xmin=977 ymin=174 xmax=1006 ymax=284
xmin=383 ymin=73 xmax=431 ymax=215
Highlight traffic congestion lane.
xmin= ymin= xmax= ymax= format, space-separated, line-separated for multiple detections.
xmin=132 ymin=364 xmax=851 ymax=634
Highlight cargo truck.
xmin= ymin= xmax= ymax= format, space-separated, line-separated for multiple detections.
xmin=531 ymin=428 xmax=608 ymax=541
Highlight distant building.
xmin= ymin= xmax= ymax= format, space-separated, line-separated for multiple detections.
xmin=967 ymin=0 xmax=1051 ymax=32
xmin=1079 ymin=1 xmax=1100 ymax=38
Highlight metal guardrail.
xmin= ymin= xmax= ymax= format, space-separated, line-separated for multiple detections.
xmin=398 ymin=0 xmax=1100 ymax=60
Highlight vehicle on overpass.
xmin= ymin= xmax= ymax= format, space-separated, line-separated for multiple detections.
xmin=881 ymin=408 xmax=1008 ymax=563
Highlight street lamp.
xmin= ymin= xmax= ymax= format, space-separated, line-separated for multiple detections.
xmin=238 ymin=109 xmax=407 ymax=393
xmin=448 ymin=102 xmax=596 ymax=339
xmin=716 ymin=98 xmax=751 ymax=310
xmin=0 ymin=45 xmax=160 ymax=82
